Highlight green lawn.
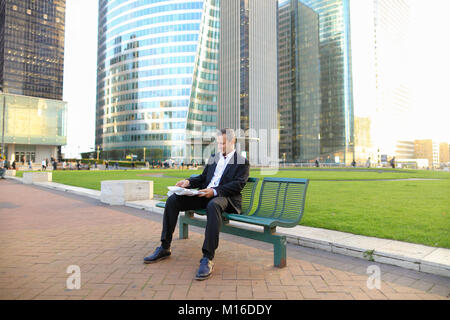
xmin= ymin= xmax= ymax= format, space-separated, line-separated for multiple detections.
xmin=16 ymin=168 xmax=450 ymax=248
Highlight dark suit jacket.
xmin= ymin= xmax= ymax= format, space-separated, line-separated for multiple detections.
xmin=187 ymin=151 xmax=250 ymax=214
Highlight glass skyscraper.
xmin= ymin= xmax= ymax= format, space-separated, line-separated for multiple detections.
xmin=0 ymin=0 xmax=66 ymax=100
xmin=96 ymin=0 xmax=219 ymax=162
xmin=0 ymin=93 xmax=67 ymax=163
xmin=286 ymin=0 xmax=411 ymax=165
xmin=218 ymin=0 xmax=278 ymax=166
xmin=299 ymin=0 xmax=354 ymax=164
xmin=0 ymin=0 xmax=67 ymax=163
xmin=278 ymin=0 xmax=321 ymax=163
xmin=186 ymin=0 xmax=220 ymax=163
xmin=351 ymin=0 xmax=412 ymax=164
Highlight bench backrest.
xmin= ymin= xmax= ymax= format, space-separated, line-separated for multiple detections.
xmin=252 ymin=177 xmax=309 ymax=227
xmin=240 ymin=177 xmax=259 ymax=215
xmin=189 ymin=174 xmax=259 ymax=215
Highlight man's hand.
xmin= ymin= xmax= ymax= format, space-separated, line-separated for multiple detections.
xmin=175 ymin=179 xmax=190 ymax=188
xmin=198 ymin=188 xmax=214 ymax=198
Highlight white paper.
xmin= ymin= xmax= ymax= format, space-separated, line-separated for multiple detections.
xmin=167 ymin=186 xmax=204 ymax=197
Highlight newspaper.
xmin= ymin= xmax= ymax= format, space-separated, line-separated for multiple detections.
xmin=167 ymin=186 xmax=204 ymax=197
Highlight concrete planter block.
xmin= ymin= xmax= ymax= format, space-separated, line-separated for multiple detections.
xmin=5 ymin=170 xmax=16 ymax=176
xmin=100 ymin=180 xmax=153 ymax=205
xmin=23 ymin=172 xmax=52 ymax=184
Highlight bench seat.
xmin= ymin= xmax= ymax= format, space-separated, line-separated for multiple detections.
xmin=223 ymin=214 xmax=294 ymax=228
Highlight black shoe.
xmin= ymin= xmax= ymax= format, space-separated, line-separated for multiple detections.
xmin=195 ymin=257 xmax=214 ymax=280
xmin=143 ymin=246 xmax=171 ymax=264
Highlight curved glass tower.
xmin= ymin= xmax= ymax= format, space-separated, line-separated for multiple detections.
xmin=96 ymin=0 xmax=214 ymax=161
xmin=186 ymin=0 xmax=220 ymax=163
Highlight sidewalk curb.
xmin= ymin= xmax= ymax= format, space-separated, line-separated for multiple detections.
xmin=6 ymin=175 xmax=449 ymax=278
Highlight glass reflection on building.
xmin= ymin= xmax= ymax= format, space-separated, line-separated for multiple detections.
xmin=299 ymin=0 xmax=354 ymax=164
xmin=0 ymin=0 xmax=66 ymax=100
xmin=351 ymin=0 xmax=412 ymax=165
xmin=186 ymin=0 xmax=220 ymax=163
xmin=278 ymin=0 xmax=321 ymax=163
xmin=96 ymin=0 xmax=220 ymax=162
xmin=0 ymin=93 xmax=67 ymax=163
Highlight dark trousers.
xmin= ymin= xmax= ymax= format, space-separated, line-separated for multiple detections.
xmin=161 ymin=194 xmax=236 ymax=260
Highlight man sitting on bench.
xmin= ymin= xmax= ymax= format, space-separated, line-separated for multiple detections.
xmin=144 ymin=128 xmax=250 ymax=280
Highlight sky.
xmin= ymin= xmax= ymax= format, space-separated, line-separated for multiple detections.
xmin=408 ymin=0 xmax=450 ymax=143
xmin=62 ymin=0 xmax=450 ymax=158
xmin=62 ymin=0 xmax=98 ymax=158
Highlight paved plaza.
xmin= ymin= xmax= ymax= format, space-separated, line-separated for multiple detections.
xmin=0 ymin=180 xmax=449 ymax=300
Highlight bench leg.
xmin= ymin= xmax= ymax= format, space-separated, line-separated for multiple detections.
xmin=179 ymin=211 xmax=194 ymax=239
xmin=273 ymin=236 xmax=287 ymax=268
xmin=179 ymin=217 xmax=189 ymax=239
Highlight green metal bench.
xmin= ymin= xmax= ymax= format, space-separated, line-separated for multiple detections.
xmin=156 ymin=177 xmax=309 ymax=268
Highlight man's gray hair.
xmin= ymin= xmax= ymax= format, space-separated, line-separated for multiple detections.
xmin=218 ymin=128 xmax=236 ymax=144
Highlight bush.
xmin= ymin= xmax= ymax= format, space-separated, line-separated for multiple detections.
xmin=77 ymin=160 xmax=147 ymax=168
xmin=113 ymin=161 xmax=146 ymax=168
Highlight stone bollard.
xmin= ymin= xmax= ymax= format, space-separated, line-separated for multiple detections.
xmin=23 ymin=172 xmax=52 ymax=184
xmin=100 ymin=180 xmax=154 ymax=205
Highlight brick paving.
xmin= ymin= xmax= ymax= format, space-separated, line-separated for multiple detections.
xmin=0 ymin=179 xmax=449 ymax=300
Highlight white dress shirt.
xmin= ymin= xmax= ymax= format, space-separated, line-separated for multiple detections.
xmin=207 ymin=150 xmax=235 ymax=196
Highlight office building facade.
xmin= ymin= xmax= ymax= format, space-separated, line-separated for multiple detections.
xmin=395 ymin=140 xmax=414 ymax=159
xmin=96 ymin=0 xmax=222 ymax=162
xmin=278 ymin=0 xmax=320 ymax=163
xmin=0 ymin=0 xmax=65 ymax=100
xmin=299 ymin=0 xmax=354 ymax=165
xmin=439 ymin=142 xmax=449 ymax=165
xmin=278 ymin=0 xmax=411 ymax=165
xmin=185 ymin=0 xmax=220 ymax=163
xmin=0 ymin=0 xmax=67 ymax=163
xmin=218 ymin=0 xmax=278 ymax=166
xmin=0 ymin=93 xmax=67 ymax=164
xmin=351 ymin=0 xmax=412 ymax=164
xmin=414 ymin=139 xmax=439 ymax=168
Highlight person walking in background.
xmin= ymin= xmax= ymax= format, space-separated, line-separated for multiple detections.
xmin=0 ymin=158 xmax=6 ymax=179
xmin=41 ymin=159 xmax=47 ymax=171
xmin=351 ymin=159 xmax=356 ymax=168
xmin=390 ymin=157 xmax=396 ymax=169
xmin=366 ymin=157 xmax=371 ymax=168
